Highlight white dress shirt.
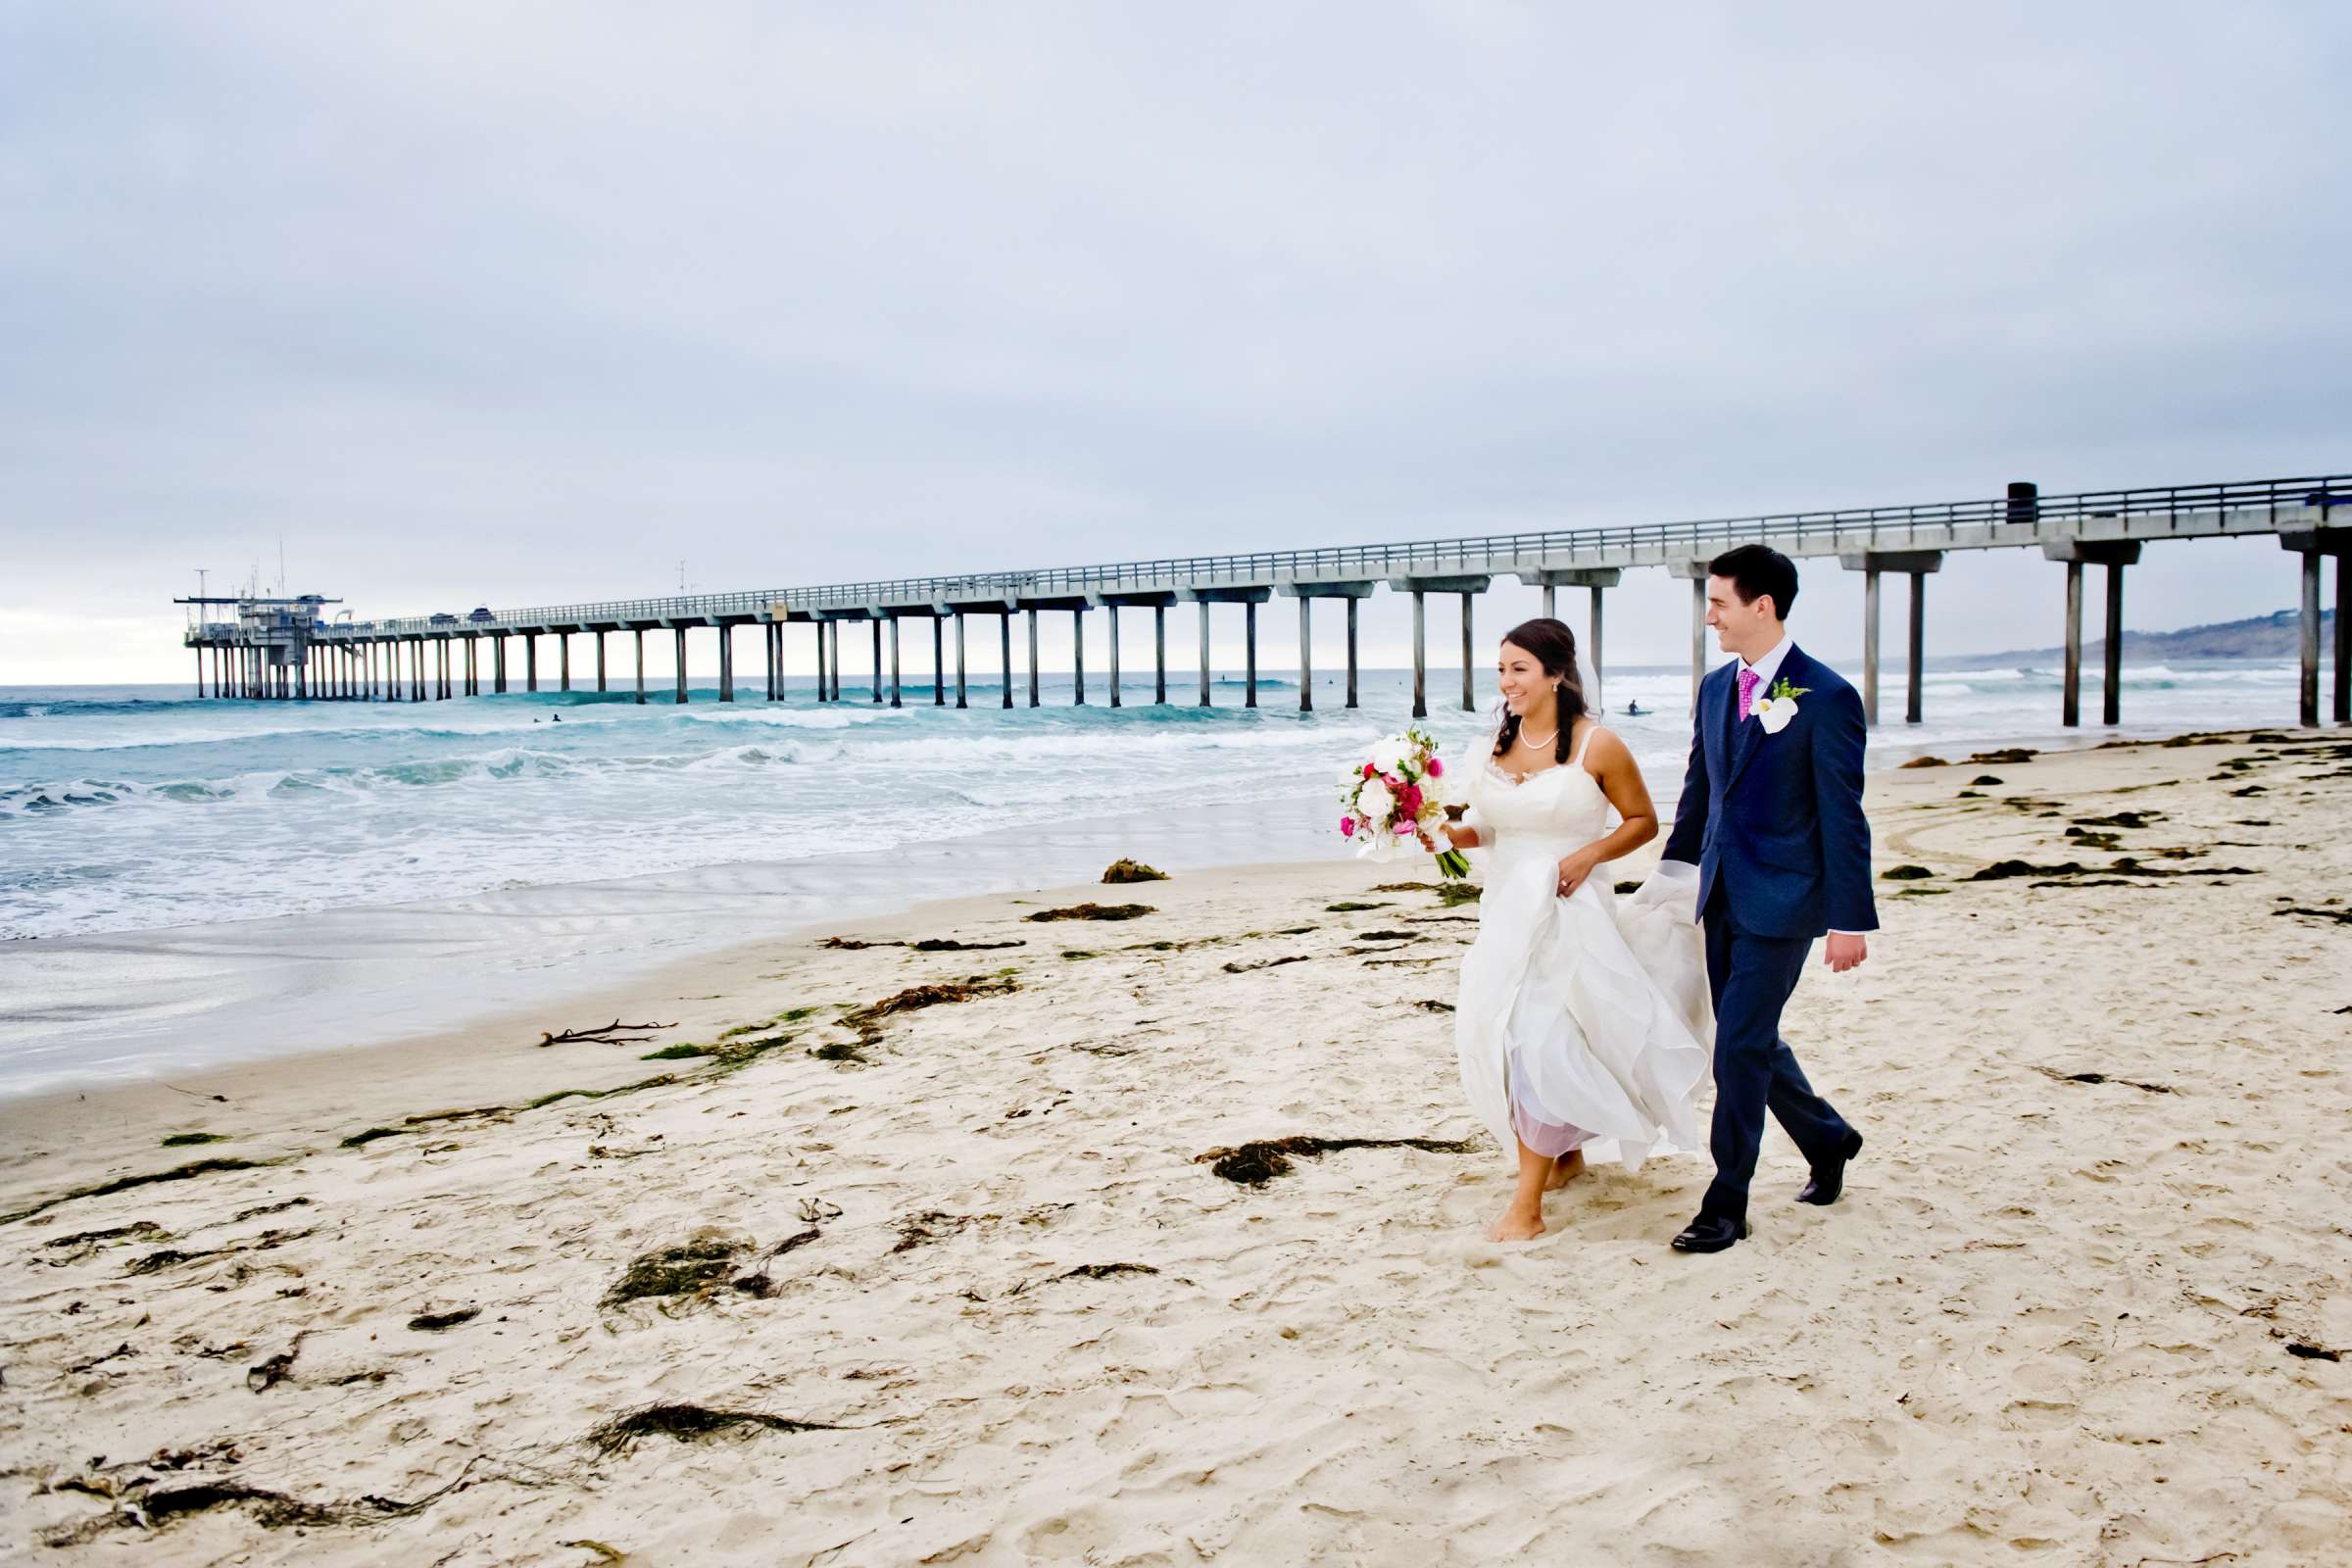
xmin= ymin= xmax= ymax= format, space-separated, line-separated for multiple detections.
xmin=1740 ymin=633 xmax=1794 ymax=701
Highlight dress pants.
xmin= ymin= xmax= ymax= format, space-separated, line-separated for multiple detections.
xmin=1698 ymin=883 xmax=1852 ymax=1223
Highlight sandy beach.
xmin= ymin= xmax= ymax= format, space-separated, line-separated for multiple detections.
xmin=3 ymin=728 xmax=2348 ymax=1564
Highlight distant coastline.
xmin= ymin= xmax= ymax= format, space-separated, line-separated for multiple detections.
xmin=1938 ymin=607 xmax=2336 ymax=668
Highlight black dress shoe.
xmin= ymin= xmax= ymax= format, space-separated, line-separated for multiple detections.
xmin=1670 ymin=1214 xmax=1749 ymax=1253
xmin=1796 ymin=1129 xmax=1865 ymax=1206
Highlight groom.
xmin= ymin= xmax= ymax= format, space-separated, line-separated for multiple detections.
xmin=1659 ymin=544 xmax=1875 ymax=1254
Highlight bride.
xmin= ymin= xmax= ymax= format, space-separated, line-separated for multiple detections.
xmin=1428 ymin=618 xmax=1712 ymax=1242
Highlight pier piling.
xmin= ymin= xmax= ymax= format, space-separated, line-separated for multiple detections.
xmin=1199 ymin=601 xmax=1211 ymax=708
xmin=1459 ymin=593 xmax=1473 ymax=711
xmin=1180 ymin=588 xmax=1270 ymax=709
xmin=1107 ymin=606 xmax=1121 ymax=708
xmin=2047 ymin=541 xmax=2140 ymax=726
xmin=1027 ymin=610 xmax=1041 ymax=707
xmin=1520 ymin=570 xmax=1623 ymax=712
xmin=2302 ymin=549 xmax=2322 ymax=726
xmin=2339 ymin=552 xmax=2350 ymax=726
xmin=1841 ymin=552 xmax=1941 ymax=727
xmin=1297 ymin=597 xmax=1312 ymax=713
xmin=1073 ymin=610 xmax=1086 ymax=706
xmin=1863 ymin=568 xmax=1881 ymax=725
xmin=1245 ymin=601 xmax=1257 ymax=709
xmin=2063 ymin=563 xmax=2083 ymax=726
xmin=1277 ymin=582 xmax=1371 ymax=712
xmin=1412 ymin=591 xmax=1427 ymax=718
xmin=1590 ymin=587 xmax=1604 ymax=712
xmin=1676 ymin=564 xmax=1709 ymax=712
xmin=1346 ymin=598 xmax=1359 ymax=709
xmin=955 ymin=613 xmax=968 ymax=708
xmin=1908 ymin=573 xmax=1927 ymax=724
xmin=2104 ymin=562 xmax=2126 ymax=725
xmin=2281 ymin=526 xmax=2352 ymax=726
xmin=1391 ymin=575 xmax=1488 ymax=717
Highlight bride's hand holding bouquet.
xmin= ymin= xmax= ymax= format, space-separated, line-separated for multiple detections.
xmin=1337 ymin=724 xmax=1471 ymax=880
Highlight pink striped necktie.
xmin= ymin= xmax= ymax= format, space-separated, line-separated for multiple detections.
xmin=1738 ymin=666 xmax=1761 ymax=720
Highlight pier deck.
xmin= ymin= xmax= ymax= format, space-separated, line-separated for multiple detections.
xmin=183 ymin=473 xmax=2349 ymax=728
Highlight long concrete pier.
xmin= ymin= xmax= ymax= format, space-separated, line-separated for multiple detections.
xmin=183 ymin=473 xmax=2350 ymax=728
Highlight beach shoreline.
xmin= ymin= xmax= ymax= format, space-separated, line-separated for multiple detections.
xmin=0 ymin=854 xmax=1387 ymax=1207
xmin=0 ymin=702 xmax=2295 ymax=1102
xmin=0 ymin=790 xmax=1345 ymax=1101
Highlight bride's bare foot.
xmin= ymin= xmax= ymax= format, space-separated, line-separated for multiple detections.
xmin=1486 ymin=1206 xmax=1545 ymax=1243
xmin=1544 ymin=1150 xmax=1586 ymax=1191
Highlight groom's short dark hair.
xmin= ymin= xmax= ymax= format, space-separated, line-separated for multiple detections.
xmin=1708 ymin=544 xmax=1799 ymax=621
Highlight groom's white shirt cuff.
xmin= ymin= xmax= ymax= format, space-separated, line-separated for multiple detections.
xmin=1652 ymin=858 xmax=1863 ymax=936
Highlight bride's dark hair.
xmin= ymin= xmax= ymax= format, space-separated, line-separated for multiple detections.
xmin=1491 ymin=617 xmax=1590 ymax=764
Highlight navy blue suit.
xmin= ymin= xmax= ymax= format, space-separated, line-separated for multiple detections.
xmin=1662 ymin=644 xmax=1875 ymax=1223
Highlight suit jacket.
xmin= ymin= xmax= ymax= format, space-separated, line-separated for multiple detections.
xmin=1660 ymin=644 xmax=1878 ymax=940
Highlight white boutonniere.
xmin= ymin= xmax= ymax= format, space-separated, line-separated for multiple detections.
xmin=1751 ymin=677 xmax=1808 ymax=735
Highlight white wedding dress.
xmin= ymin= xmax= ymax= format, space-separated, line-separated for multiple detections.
xmin=1454 ymin=729 xmax=1713 ymax=1168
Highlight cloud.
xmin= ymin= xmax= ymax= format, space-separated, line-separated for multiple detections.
xmin=1 ymin=1 xmax=2346 ymax=680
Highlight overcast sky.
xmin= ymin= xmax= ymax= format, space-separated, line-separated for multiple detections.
xmin=2 ymin=1 xmax=2347 ymax=683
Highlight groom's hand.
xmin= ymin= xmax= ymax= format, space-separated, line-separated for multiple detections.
xmin=1824 ymin=932 xmax=1868 ymax=973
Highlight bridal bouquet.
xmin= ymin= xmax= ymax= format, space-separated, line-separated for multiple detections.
xmin=1338 ymin=724 xmax=1471 ymax=879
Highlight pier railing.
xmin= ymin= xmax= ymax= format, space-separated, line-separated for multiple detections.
xmin=348 ymin=473 xmax=2342 ymax=635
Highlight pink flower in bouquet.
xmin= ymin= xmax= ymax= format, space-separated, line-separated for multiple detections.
xmin=1362 ymin=762 xmax=1378 ymax=779
xmin=1340 ymin=815 xmax=1356 ymax=837
xmin=1383 ymin=773 xmax=1404 ymax=793
xmin=1396 ymin=783 xmax=1423 ymax=814
xmin=1425 ymin=756 xmax=1445 ymax=778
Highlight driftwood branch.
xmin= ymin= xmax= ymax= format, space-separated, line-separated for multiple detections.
xmin=538 ymin=1019 xmax=678 ymax=1048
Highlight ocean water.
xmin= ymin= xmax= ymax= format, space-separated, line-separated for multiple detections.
xmin=0 ymin=659 xmax=2310 ymax=1094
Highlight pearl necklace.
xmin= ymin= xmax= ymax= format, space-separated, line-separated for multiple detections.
xmin=1517 ymin=723 xmax=1559 ymax=750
